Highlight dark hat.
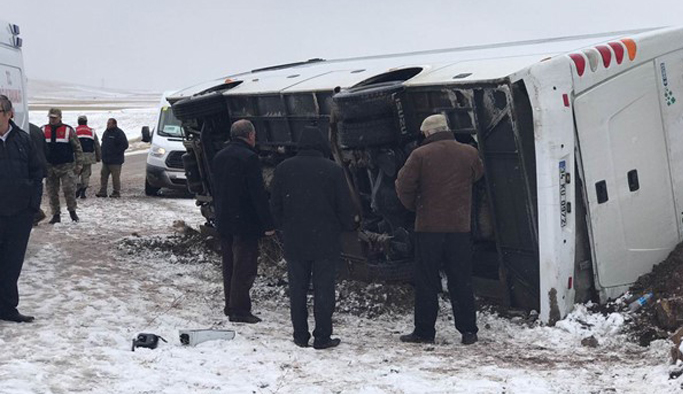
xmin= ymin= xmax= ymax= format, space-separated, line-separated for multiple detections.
xmin=48 ymin=108 xmax=62 ymax=118
xmin=77 ymin=115 xmax=87 ymax=122
xmin=298 ymin=126 xmax=326 ymax=152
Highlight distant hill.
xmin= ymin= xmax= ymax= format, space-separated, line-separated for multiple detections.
xmin=28 ymin=79 xmax=160 ymax=110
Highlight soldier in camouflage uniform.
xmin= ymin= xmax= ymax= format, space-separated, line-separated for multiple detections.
xmin=42 ymin=108 xmax=84 ymax=223
xmin=74 ymin=115 xmax=101 ymax=199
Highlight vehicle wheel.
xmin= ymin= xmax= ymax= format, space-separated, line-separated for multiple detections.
xmin=338 ymin=117 xmax=398 ymax=148
xmin=333 ymin=81 xmax=405 ymax=121
xmin=182 ymin=152 xmax=204 ymax=194
xmin=145 ymin=178 xmax=161 ymax=196
xmin=171 ymin=92 xmax=226 ymax=121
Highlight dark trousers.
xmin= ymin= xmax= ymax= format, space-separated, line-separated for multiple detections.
xmin=287 ymin=257 xmax=337 ymax=343
xmin=413 ymin=232 xmax=477 ymax=338
xmin=220 ymin=234 xmax=259 ymax=316
xmin=0 ymin=210 xmax=34 ymax=316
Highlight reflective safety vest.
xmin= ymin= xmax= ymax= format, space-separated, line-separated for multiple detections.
xmin=43 ymin=124 xmax=75 ymax=165
xmin=76 ymin=125 xmax=96 ymax=153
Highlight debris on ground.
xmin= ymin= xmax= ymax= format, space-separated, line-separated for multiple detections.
xmin=669 ymin=327 xmax=683 ymax=363
xmin=617 ymin=242 xmax=683 ymax=348
xmin=117 ymin=229 xmax=415 ymax=319
xmin=581 ymin=335 xmax=599 ymax=348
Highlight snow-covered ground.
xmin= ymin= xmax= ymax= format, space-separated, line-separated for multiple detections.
xmin=4 ymin=106 xmax=683 ymax=393
xmin=3 ymin=189 xmax=682 ymax=394
xmin=29 ymin=108 xmax=158 ymax=144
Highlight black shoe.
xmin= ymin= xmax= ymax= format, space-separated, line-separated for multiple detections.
xmin=75 ymin=187 xmax=82 ymax=198
xmin=96 ymin=192 xmax=107 ymax=198
xmin=48 ymin=214 xmax=61 ymax=224
xmin=80 ymin=187 xmax=87 ymax=199
xmin=33 ymin=210 xmax=47 ymax=226
xmin=69 ymin=210 xmax=79 ymax=222
xmin=399 ymin=332 xmax=435 ymax=344
xmin=294 ymin=339 xmax=309 ymax=348
xmin=313 ymin=337 xmax=341 ymax=350
xmin=229 ymin=313 xmax=262 ymax=324
xmin=0 ymin=312 xmax=35 ymax=323
xmin=110 ymin=192 xmax=121 ymax=198
xmin=461 ymin=332 xmax=478 ymax=345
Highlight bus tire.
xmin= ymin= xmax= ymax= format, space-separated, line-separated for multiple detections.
xmin=171 ymin=92 xmax=226 ymax=121
xmin=338 ymin=117 xmax=398 ymax=148
xmin=333 ymin=81 xmax=405 ymax=121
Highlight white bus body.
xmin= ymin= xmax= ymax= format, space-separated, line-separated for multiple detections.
xmin=170 ymin=27 xmax=683 ymax=323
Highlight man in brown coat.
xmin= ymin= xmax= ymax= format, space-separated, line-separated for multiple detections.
xmin=395 ymin=114 xmax=484 ymax=345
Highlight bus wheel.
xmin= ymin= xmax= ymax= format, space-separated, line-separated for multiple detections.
xmin=333 ymin=81 xmax=405 ymax=121
xmin=172 ymin=92 xmax=226 ymax=121
xmin=338 ymin=117 xmax=398 ymax=148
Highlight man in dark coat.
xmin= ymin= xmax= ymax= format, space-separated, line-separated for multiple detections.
xmin=395 ymin=114 xmax=484 ymax=345
xmin=29 ymin=122 xmax=48 ymax=225
xmin=96 ymin=118 xmax=128 ymax=198
xmin=270 ymin=126 xmax=356 ymax=349
xmin=211 ymin=119 xmax=274 ymax=323
xmin=0 ymin=95 xmax=42 ymax=322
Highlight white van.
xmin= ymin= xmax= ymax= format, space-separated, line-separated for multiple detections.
xmin=142 ymin=91 xmax=188 ymax=195
xmin=0 ymin=20 xmax=27 ymax=130
xmin=170 ymin=27 xmax=683 ymax=323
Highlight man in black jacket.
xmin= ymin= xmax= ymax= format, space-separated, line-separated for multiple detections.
xmin=29 ymin=122 xmax=47 ymax=225
xmin=270 ymin=127 xmax=356 ymax=349
xmin=212 ymin=119 xmax=274 ymax=324
xmin=0 ymin=95 xmax=42 ymax=323
xmin=96 ymin=118 xmax=128 ymax=198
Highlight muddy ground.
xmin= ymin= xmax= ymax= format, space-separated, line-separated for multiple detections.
xmin=120 ymin=222 xmax=683 ymax=350
xmin=617 ymin=243 xmax=683 ymax=346
xmin=119 ymin=229 xmax=415 ymax=320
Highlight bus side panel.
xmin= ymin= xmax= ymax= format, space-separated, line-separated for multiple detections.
xmin=525 ymin=60 xmax=578 ymax=324
xmin=576 ymin=62 xmax=678 ymax=301
xmin=657 ymin=50 xmax=683 ymax=243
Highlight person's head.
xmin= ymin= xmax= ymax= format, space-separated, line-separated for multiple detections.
xmin=77 ymin=115 xmax=88 ymax=126
xmin=419 ymin=114 xmax=450 ymax=137
xmin=298 ymin=126 xmax=326 ymax=153
xmin=107 ymin=118 xmax=117 ymax=129
xmin=48 ymin=108 xmax=62 ymax=126
xmin=0 ymin=95 xmax=13 ymax=132
xmin=230 ymin=119 xmax=256 ymax=147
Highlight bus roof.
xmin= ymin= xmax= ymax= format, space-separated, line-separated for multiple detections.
xmin=171 ymin=27 xmax=669 ymax=99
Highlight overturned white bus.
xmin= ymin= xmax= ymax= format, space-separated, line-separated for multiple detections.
xmin=169 ymin=27 xmax=683 ymax=324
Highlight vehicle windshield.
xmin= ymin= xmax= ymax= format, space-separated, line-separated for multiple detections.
xmin=156 ymin=106 xmax=184 ymax=137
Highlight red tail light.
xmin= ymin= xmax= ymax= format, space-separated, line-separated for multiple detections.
xmin=596 ymin=45 xmax=612 ymax=68
xmin=569 ymin=54 xmax=586 ymax=76
xmin=608 ymin=42 xmax=625 ymax=64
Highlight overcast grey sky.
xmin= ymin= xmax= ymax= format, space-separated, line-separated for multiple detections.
xmin=7 ymin=0 xmax=683 ymax=92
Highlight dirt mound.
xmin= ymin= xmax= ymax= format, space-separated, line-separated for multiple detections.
xmin=622 ymin=242 xmax=683 ymax=345
xmin=117 ymin=230 xmax=416 ymax=319
xmin=119 ymin=231 xmax=221 ymax=266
